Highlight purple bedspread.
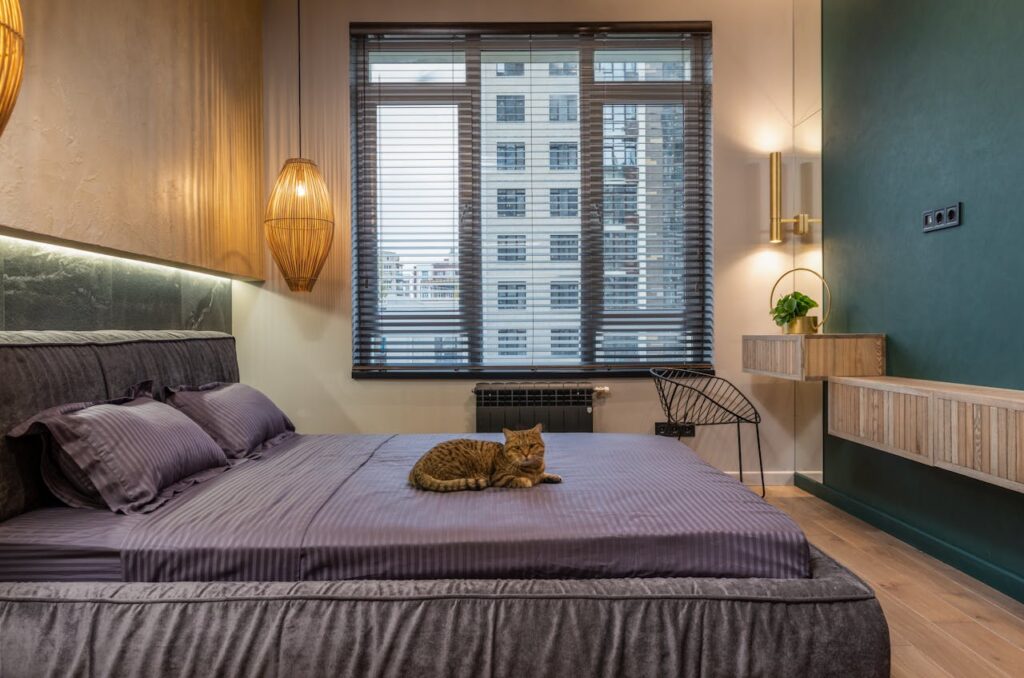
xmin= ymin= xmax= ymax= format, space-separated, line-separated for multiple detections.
xmin=0 ymin=433 xmax=811 ymax=582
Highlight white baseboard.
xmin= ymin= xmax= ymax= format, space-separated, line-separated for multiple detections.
xmin=723 ymin=470 xmax=794 ymax=486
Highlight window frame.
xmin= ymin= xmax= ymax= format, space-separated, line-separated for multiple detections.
xmin=352 ymin=25 xmax=713 ymax=378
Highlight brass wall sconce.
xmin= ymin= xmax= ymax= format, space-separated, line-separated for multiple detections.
xmin=769 ymin=151 xmax=821 ymax=244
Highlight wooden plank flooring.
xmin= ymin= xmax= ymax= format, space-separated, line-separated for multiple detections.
xmin=765 ymin=487 xmax=1024 ymax=678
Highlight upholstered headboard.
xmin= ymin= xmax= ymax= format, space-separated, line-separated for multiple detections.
xmin=0 ymin=331 xmax=239 ymax=523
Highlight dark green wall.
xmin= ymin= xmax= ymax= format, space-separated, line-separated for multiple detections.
xmin=822 ymin=0 xmax=1024 ymax=601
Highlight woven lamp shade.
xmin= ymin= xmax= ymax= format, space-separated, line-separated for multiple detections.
xmin=0 ymin=0 xmax=24 ymax=138
xmin=264 ymin=158 xmax=335 ymax=292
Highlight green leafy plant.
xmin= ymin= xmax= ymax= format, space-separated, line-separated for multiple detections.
xmin=771 ymin=291 xmax=819 ymax=327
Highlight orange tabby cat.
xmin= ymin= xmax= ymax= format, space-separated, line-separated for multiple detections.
xmin=409 ymin=424 xmax=561 ymax=492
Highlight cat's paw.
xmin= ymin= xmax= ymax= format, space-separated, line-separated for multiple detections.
xmin=541 ymin=473 xmax=562 ymax=484
xmin=508 ymin=477 xmax=533 ymax=488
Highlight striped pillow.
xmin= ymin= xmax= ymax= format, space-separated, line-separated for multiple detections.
xmin=10 ymin=397 xmax=228 ymax=514
xmin=165 ymin=383 xmax=295 ymax=459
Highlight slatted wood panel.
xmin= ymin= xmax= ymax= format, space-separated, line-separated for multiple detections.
xmin=933 ymin=398 xmax=1024 ymax=493
xmin=829 ymin=379 xmax=931 ymax=463
xmin=830 ymin=376 xmax=1024 ymax=495
xmin=742 ymin=334 xmax=885 ymax=381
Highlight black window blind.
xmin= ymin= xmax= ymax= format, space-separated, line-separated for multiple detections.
xmin=352 ymin=24 xmax=712 ymax=377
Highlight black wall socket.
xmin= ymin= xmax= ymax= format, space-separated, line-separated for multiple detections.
xmin=923 ymin=202 xmax=962 ymax=233
xmin=655 ymin=422 xmax=696 ymax=437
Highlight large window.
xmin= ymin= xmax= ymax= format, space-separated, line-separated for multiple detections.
xmin=352 ymin=24 xmax=712 ymax=376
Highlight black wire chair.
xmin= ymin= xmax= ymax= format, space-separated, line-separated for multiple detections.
xmin=651 ymin=368 xmax=766 ymax=497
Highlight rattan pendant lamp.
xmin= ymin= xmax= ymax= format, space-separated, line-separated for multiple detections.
xmin=0 ymin=0 xmax=25 ymax=138
xmin=264 ymin=0 xmax=334 ymax=292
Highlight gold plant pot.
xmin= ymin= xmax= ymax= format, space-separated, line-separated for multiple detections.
xmin=784 ymin=316 xmax=820 ymax=335
xmin=769 ymin=267 xmax=832 ymax=335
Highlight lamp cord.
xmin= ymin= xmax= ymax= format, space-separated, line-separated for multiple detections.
xmin=297 ymin=0 xmax=302 ymax=157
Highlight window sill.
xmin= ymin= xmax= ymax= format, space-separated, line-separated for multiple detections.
xmin=351 ymin=365 xmax=714 ymax=380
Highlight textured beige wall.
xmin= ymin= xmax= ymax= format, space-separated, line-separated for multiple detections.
xmin=0 ymin=0 xmax=265 ymax=279
xmin=236 ymin=0 xmax=816 ymax=484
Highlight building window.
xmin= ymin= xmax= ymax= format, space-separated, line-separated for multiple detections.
xmin=603 ymin=185 xmax=638 ymax=225
xmin=497 ymin=281 xmax=527 ymax=309
xmin=550 ymin=328 xmax=580 ymax=357
xmin=496 ymin=95 xmax=525 ymax=122
xmin=604 ymin=275 xmax=639 ymax=309
xmin=352 ymin=28 xmax=712 ymax=375
xmin=549 ymin=234 xmax=579 ymax=261
xmin=549 ymin=142 xmax=578 ymax=170
xmin=548 ymin=94 xmax=578 ymax=122
xmin=549 ymin=188 xmax=579 ymax=218
xmin=497 ymin=189 xmax=526 ymax=217
xmin=496 ymin=62 xmax=524 ymax=76
xmin=497 ymin=234 xmax=527 ymax=262
xmin=548 ymin=62 xmax=578 ymax=77
xmin=497 ymin=142 xmax=525 ymax=171
xmin=497 ymin=329 xmax=528 ymax=357
xmin=550 ymin=281 xmax=580 ymax=308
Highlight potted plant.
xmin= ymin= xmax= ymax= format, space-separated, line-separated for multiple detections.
xmin=771 ymin=291 xmax=821 ymax=334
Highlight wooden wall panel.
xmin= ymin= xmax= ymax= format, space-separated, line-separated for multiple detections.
xmin=0 ymin=0 xmax=263 ymax=280
xmin=742 ymin=334 xmax=885 ymax=381
xmin=829 ymin=379 xmax=930 ymax=464
xmin=830 ymin=376 xmax=1024 ymax=494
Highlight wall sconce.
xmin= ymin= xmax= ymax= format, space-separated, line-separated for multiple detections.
xmin=769 ymin=151 xmax=821 ymax=244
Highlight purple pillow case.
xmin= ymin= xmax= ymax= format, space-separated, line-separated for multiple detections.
xmin=9 ymin=396 xmax=228 ymax=514
xmin=164 ymin=382 xmax=295 ymax=459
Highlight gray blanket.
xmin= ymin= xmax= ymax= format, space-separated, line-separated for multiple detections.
xmin=125 ymin=432 xmax=809 ymax=581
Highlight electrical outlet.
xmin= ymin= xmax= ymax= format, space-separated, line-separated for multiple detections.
xmin=923 ymin=202 xmax=962 ymax=233
xmin=655 ymin=422 xmax=696 ymax=437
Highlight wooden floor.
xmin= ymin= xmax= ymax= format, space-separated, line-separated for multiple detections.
xmin=766 ymin=487 xmax=1024 ymax=678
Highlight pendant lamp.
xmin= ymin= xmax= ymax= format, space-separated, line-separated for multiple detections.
xmin=264 ymin=0 xmax=334 ymax=292
xmin=0 ymin=0 xmax=24 ymax=138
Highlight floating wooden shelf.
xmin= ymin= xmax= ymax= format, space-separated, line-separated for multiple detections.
xmin=829 ymin=376 xmax=1024 ymax=495
xmin=741 ymin=334 xmax=886 ymax=382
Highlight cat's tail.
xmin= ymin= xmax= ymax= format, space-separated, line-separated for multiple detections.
xmin=409 ymin=469 xmax=488 ymax=492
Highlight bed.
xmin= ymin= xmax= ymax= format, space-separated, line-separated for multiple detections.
xmin=0 ymin=331 xmax=890 ymax=677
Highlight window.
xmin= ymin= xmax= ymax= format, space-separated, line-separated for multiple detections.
xmin=549 ymin=142 xmax=578 ymax=170
xmin=604 ymin=185 xmax=638 ymax=225
xmin=496 ymin=189 xmax=526 ymax=217
xmin=352 ymin=26 xmax=712 ymax=375
xmin=497 ymin=142 xmax=525 ymax=170
xmin=549 ymin=234 xmax=579 ymax=261
xmin=496 ymin=62 xmax=524 ymax=76
xmin=549 ymin=62 xmax=578 ymax=76
xmin=497 ymin=234 xmax=526 ymax=262
xmin=496 ymin=95 xmax=525 ymax=122
xmin=497 ymin=281 xmax=527 ymax=309
xmin=549 ymin=188 xmax=579 ymax=218
xmin=550 ymin=328 xmax=580 ymax=357
xmin=549 ymin=94 xmax=578 ymax=121
xmin=498 ymin=329 xmax=528 ymax=357
xmin=550 ymin=281 xmax=580 ymax=308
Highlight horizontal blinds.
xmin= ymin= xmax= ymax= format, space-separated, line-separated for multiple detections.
xmin=352 ymin=27 xmax=712 ymax=375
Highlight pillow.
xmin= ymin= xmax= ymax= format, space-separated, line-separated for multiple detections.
xmin=164 ymin=382 xmax=295 ymax=459
xmin=39 ymin=436 xmax=106 ymax=510
xmin=9 ymin=397 xmax=229 ymax=514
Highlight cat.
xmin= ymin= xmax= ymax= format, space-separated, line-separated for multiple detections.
xmin=408 ymin=424 xmax=562 ymax=492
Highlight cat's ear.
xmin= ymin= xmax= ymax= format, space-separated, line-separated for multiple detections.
xmin=532 ymin=423 xmax=543 ymax=433
xmin=502 ymin=428 xmax=514 ymax=437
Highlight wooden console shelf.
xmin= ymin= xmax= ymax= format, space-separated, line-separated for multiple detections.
xmin=742 ymin=334 xmax=885 ymax=382
xmin=829 ymin=376 xmax=1024 ymax=495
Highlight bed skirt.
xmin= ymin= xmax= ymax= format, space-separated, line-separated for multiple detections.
xmin=0 ymin=547 xmax=888 ymax=678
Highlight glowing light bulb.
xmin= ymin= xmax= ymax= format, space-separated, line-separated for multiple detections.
xmin=296 ymin=182 xmax=307 ymax=197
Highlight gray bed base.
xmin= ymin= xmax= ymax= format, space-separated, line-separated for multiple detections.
xmin=0 ymin=332 xmax=890 ymax=677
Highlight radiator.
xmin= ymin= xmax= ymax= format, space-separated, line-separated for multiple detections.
xmin=474 ymin=382 xmax=596 ymax=433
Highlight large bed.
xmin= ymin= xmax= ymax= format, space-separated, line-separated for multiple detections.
xmin=0 ymin=331 xmax=890 ymax=677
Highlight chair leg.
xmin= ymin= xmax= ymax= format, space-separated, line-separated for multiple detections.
xmin=754 ymin=423 xmax=766 ymax=498
xmin=735 ymin=422 xmax=744 ymax=484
